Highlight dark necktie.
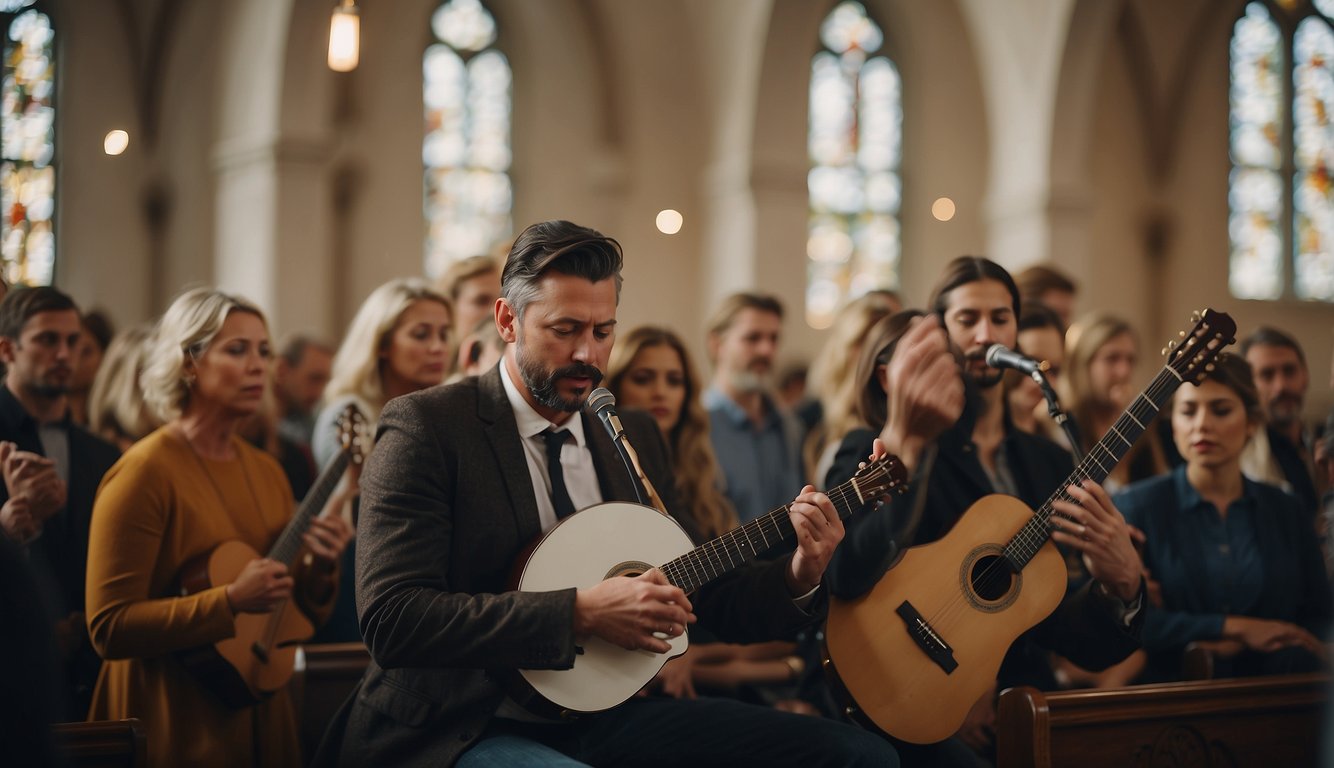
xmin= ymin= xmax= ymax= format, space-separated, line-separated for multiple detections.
xmin=542 ymin=428 xmax=577 ymax=520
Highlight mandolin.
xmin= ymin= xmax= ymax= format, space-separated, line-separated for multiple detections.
xmin=824 ymin=309 xmax=1236 ymax=744
xmin=177 ymin=404 xmax=365 ymax=708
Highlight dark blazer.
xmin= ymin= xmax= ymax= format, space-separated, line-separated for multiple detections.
xmin=317 ymin=366 xmax=816 ymax=768
xmin=826 ymin=411 xmax=1142 ymax=692
xmin=0 ymin=385 xmax=120 ymax=617
xmin=0 ymin=385 xmax=120 ymax=719
xmin=1115 ymin=468 xmax=1331 ymax=671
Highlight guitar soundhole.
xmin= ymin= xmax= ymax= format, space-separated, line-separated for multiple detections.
xmin=968 ymin=555 xmax=1013 ymax=602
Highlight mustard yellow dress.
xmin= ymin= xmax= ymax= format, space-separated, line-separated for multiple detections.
xmin=85 ymin=428 xmax=334 ymax=767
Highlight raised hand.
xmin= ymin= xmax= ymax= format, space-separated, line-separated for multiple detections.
xmin=225 ymin=558 xmax=295 ymax=614
xmin=881 ymin=315 xmax=964 ymax=472
xmin=574 ymin=568 xmax=695 ymax=653
xmin=786 ymin=485 xmax=843 ymax=596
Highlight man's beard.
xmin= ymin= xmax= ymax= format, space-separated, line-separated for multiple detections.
xmin=962 ymin=351 xmax=1003 ymax=389
xmin=727 ymin=361 xmax=773 ymax=394
xmin=31 ymin=382 xmax=68 ymax=398
xmin=516 ymin=346 xmax=603 ymax=413
xmin=1267 ymin=393 xmax=1303 ymax=426
xmin=30 ymin=368 xmax=71 ymax=399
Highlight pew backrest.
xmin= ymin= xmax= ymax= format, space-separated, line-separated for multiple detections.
xmin=996 ymin=673 xmax=1328 ymax=768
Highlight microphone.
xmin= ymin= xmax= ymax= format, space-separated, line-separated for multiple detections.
xmin=984 ymin=344 xmax=1049 ymax=376
xmin=584 ymin=388 xmax=666 ymax=512
xmin=585 ymin=387 xmax=625 ymax=443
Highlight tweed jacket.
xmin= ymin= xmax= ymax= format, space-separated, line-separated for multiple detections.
xmin=316 ymin=366 xmax=816 ymax=767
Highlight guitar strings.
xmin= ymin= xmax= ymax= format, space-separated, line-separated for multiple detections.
xmin=910 ymin=357 xmax=1190 ymax=640
xmin=658 ymin=459 xmax=899 ymax=592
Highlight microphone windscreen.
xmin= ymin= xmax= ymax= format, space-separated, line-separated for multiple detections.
xmin=585 ymin=387 xmax=616 ymax=414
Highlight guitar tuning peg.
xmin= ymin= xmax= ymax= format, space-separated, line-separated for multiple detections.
xmin=1191 ymin=311 xmax=1201 ymax=322
xmin=1205 ymin=363 xmax=1215 ymax=372
xmin=1178 ymin=331 xmax=1186 ymax=338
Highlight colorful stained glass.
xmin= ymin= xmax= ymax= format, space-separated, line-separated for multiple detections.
xmin=1230 ymin=2 xmax=1334 ymax=302
xmin=424 ymin=0 xmax=511 ymax=279
xmin=1293 ymin=17 xmax=1334 ymax=300
xmin=0 ymin=7 xmax=52 ymax=286
xmin=807 ymin=1 xmax=900 ymax=329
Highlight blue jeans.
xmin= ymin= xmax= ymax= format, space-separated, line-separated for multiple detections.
xmin=457 ymin=734 xmax=591 ymax=767
xmin=459 ymin=696 xmax=898 ymax=767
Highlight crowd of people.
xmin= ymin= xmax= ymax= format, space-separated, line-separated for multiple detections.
xmin=0 ymin=219 xmax=1329 ymax=766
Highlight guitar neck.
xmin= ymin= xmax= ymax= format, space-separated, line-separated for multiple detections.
xmin=659 ymin=465 xmax=882 ymax=594
xmin=267 ymin=449 xmax=352 ymax=565
xmin=1005 ymin=365 xmax=1183 ymax=568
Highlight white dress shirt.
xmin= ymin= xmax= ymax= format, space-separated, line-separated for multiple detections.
xmin=500 ymin=361 xmax=604 ymax=531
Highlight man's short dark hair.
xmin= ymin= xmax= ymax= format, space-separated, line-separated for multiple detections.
xmin=1017 ymin=302 xmax=1066 ymax=336
xmin=501 ymin=220 xmax=624 ymax=318
xmin=1014 ymin=264 xmax=1077 ymax=302
xmin=1240 ymin=326 xmax=1306 ymax=367
xmin=279 ymin=334 xmax=334 ymax=368
xmin=928 ymin=256 xmax=1021 ymax=319
xmin=81 ymin=309 xmax=115 ymax=351
xmin=706 ymin=293 xmax=785 ymax=337
xmin=0 ymin=286 xmax=78 ymax=340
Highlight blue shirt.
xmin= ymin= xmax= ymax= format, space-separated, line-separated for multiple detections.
xmin=1114 ymin=466 xmax=1324 ymax=653
xmin=704 ymin=387 xmax=803 ymax=524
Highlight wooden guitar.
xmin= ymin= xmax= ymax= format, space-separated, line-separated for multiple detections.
xmin=824 ymin=308 xmax=1236 ymax=744
xmin=510 ymin=453 xmax=908 ymax=717
xmin=177 ymin=405 xmax=365 ymax=708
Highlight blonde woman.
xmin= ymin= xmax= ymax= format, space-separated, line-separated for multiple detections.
xmin=87 ymin=324 xmax=161 ymax=451
xmin=1062 ymin=313 xmax=1168 ymax=492
xmin=309 ymin=277 xmax=452 ymax=642
xmin=804 ymin=292 xmax=899 ymax=488
xmin=608 ymin=326 xmax=814 ymax=710
xmin=311 ymin=277 xmax=453 ymax=469
xmin=85 ymin=288 xmax=352 ymax=767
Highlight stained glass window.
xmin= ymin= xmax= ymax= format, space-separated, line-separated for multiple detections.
xmin=1229 ymin=1 xmax=1334 ymax=301
xmin=807 ymin=1 xmax=900 ymax=329
xmin=0 ymin=0 xmax=53 ymax=287
xmin=424 ymin=0 xmax=511 ymax=279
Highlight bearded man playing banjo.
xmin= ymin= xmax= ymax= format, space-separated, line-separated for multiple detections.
xmin=314 ymin=219 xmax=906 ymax=768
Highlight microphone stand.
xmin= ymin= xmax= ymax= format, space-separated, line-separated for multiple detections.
xmin=1032 ymin=370 xmax=1082 ymax=462
xmin=609 ymin=429 xmax=650 ymax=508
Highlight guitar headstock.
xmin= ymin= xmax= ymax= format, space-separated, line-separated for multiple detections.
xmin=850 ymin=453 xmax=909 ymax=504
xmin=1162 ymin=308 xmax=1237 ymax=385
xmin=335 ymin=404 xmax=368 ymax=465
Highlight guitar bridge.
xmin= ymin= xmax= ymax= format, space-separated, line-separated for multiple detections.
xmin=895 ymin=600 xmax=957 ymax=674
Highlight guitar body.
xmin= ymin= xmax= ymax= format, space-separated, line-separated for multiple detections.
xmin=514 ymin=502 xmax=695 ymax=715
xmin=178 ymin=540 xmax=315 ymax=708
xmin=825 ymin=494 xmax=1068 ymax=744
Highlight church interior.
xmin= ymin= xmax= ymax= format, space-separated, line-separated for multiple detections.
xmin=23 ymin=0 xmax=1334 ymax=419
xmin=5 ymin=0 xmax=1334 ymax=765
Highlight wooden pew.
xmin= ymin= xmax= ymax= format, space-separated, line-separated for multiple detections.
xmin=52 ymin=718 xmax=147 ymax=768
xmin=996 ymin=673 xmax=1328 ymax=768
xmin=291 ymin=642 xmax=371 ymax=761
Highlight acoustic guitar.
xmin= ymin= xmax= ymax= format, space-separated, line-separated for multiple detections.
xmin=508 ymin=452 xmax=908 ymax=718
xmin=177 ymin=404 xmax=365 ymax=708
xmin=824 ymin=308 xmax=1235 ymax=744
